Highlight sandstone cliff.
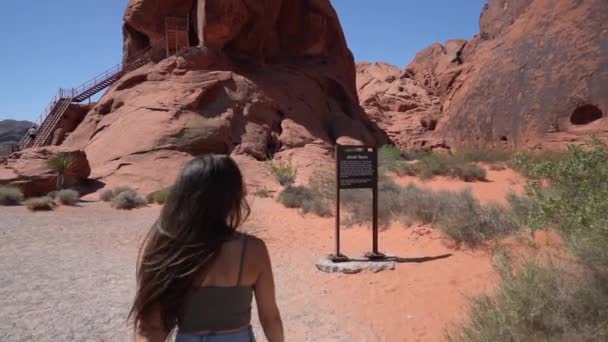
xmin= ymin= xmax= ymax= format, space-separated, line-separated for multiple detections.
xmin=61 ymin=0 xmax=386 ymax=193
xmin=359 ymin=0 xmax=608 ymax=151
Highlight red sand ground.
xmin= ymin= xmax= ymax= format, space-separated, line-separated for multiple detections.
xmin=0 ymin=167 xmax=564 ymax=341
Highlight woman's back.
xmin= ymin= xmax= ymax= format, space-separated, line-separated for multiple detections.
xmin=130 ymin=155 xmax=283 ymax=342
xmin=179 ymin=234 xmax=258 ymax=334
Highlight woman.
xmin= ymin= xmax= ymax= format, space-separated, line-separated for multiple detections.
xmin=129 ymin=155 xmax=284 ymax=342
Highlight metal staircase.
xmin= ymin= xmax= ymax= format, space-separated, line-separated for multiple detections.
xmin=18 ymin=39 xmax=169 ymax=150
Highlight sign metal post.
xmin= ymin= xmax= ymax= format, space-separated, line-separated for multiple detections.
xmin=329 ymin=145 xmax=385 ymax=262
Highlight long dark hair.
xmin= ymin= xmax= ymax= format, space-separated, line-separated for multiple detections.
xmin=129 ymin=155 xmax=250 ymax=336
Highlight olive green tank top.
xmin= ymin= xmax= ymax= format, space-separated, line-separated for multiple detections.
xmin=179 ymin=236 xmax=253 ymax=333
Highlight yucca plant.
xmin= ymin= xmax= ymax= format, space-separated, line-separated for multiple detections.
xmin=47 ymin=152 xmax=75 ymax=190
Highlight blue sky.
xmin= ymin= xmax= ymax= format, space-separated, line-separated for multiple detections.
xmin=0 ymin=0 xmax=486 ymax=122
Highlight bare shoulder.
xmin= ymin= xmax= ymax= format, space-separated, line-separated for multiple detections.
xmin=243 ymin=234 xmax=271 ymax=265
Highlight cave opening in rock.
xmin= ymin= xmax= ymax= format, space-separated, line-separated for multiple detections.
xmin=500 ymin=136 xmax=508 ymax=142
xmin=570 ymin=104 xmax=603 ymax=125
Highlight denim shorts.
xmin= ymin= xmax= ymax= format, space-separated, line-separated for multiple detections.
xmin=176 ymin=326 xmax=255 ymax=342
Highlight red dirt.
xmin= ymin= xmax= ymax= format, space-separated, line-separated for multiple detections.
xmin=0 ymin=168 xmax=563 ymax=341
xmin=394 ymin=167 xmax=526 ymax=204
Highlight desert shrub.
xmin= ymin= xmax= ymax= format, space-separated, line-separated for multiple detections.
xmin=451 ymin=138 xmax=608 ymax=341
xmin=24 ymin=196 xmax=55 ymax=211
xmin=0 ymin=185 xmax=24 ymax=206
xmin=506 ymin=192 xmax=531 ymax=228
xmin=447 ymin=255 xmax=608 ymax=342
xmin=47 ymin=152 xmax=76 ymax=190
xmin=267 ymin=159 xmax=297 ymax=188
xmin=401 ymin=150 xmax=431 ymax=161
xmin=309 ymin=169 xmax=336 ymax=202
xmin=379 ymin=145 xmax=419 ymax=176
xmin=450 ymin=164 xmax=487 ymax=182
xmin=433 ymin=190 xmax=518 ymax=245
xmin=509 ymin=150 xmax=568 ymax=177
xmin=100 ymin=189 xmax=114 ymax=202
xmin=146 ymin=187 xmax=173 ymax=204
xmin=111 ymin=190 xmax=146 ymax=210
xmin=55 ymin=189 xmax=79 ymax=206
xmin=340 ymin=175 xmax=402 ymax=226
xmin=523 ymin=139 xmax=608 ymax=279
xmin=100 ymin=186 xmax=136 ymax=202
xmin=252 ymin=188 xmax=273 ymax=199
xmin=489 ymin=163 xmax=507 ymax=171
xmin=460 ymin=149 xmax=511 ymax=163
xmin=47 ymin=191 xmax=58 ymax=199
xmin=278 ymin=186 xmax=331 ymax=217
xmin=416 ymin=154 xmax=486 ymax=181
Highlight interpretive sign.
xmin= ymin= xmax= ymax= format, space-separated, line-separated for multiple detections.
xmin=337 ymin=147 xmax=377 ymax=189
xmin=330 ymin=145 xmax=385 ymax=262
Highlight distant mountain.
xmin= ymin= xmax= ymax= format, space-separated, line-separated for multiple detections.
xmin=0 ymin=119 xmax=34 ymax=145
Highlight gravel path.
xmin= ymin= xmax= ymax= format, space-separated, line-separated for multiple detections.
xmin=0 ymin=201 xmax=373 ymax=341
xmin=1 ymin=196 xmax=500 ymax=341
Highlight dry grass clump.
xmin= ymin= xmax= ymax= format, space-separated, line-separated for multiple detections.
xmin=111 ymin=190 xmax=146 ymax=210
xmin=278 ymin=186 xmax=331 ymax=217
xmin=379 ymin=145 xmax=489 ymax=182
xmin=24 ymin=196 xmax=55 ymax=211
xmin=416 ymin=154 xmax=487 ymax=182
xmin=312 ymin=170 xmax=523 ymax=245
xmin=0 ymin=185 xmax=24 ymax=206
xmin=56 ymin=189 xmax=80 ymax=206
xmin=253 ymin=188 xmax=274 ymax=199
xmin=100 ymin=186 xmax=135 ymax=202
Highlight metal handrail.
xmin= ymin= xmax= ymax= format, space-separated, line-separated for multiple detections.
xmin=18 ymin=37 xmax=171 ymax=150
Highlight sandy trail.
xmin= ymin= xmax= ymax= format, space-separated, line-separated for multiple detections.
xmin=0 ymin=173 xmax=551 ymax=341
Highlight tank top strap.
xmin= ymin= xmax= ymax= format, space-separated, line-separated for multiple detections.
xmin=236 ymin=235 xmax=249 ymax=286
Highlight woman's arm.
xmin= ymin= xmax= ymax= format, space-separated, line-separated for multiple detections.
xmin=254 ymin=240 xmax=284 ymax=342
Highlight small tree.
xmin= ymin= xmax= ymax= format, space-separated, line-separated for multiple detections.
xmin=47 ymin=152 xmax=75 ymax=190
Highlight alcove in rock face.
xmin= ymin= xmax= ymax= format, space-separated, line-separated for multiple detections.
xmin=570 ymin=104 xmax=603 ymax=126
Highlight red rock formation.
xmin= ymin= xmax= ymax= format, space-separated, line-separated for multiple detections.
xmin=356 ymin=62 xmax=442 ymax=150
xmin=62 ymin=0 xmax=386 ymax=193
xmin=0 ymin=147 xmax=90 ymax=197
xmin=360 ymin=0 xmax=608 ymax=151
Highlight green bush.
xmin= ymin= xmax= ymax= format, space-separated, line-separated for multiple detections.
xmin=146 ymin=187 xmax=173 ymax=204
xmin=47 ymin=152 xmax=76 ymax=190
xmin=24 ymin=196 xmax=55 ymax=211
xmin=452 ymin=138 xmax=608 ymax=341
xmin=447 ymin=254 xmax=608 ymax=342
xmin=0 ymin=185 xmax=24 ymax=206
xmin=278 ymin=186 xmax=331 ymax=217
xmin=266 ymin=159 xmax=297 ymax=188
xmin=111 ymin=190 xmax=146 ymax=210
xmin=56 ymin=189 xmax=80 ymax=206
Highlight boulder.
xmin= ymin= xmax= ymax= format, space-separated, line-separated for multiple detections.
xmin=0 ymin=147 xmax=90 ymax=197
xmin=59 ymin=0 xmax=386 ymax=192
